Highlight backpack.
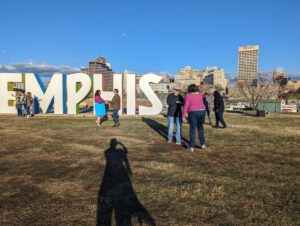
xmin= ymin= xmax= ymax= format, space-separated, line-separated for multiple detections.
xmin=16 ymin=98 xmax=22 ymax=109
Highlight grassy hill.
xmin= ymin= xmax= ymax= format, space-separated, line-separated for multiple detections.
xmin=0 ymin=112 xmax=299 ymax=225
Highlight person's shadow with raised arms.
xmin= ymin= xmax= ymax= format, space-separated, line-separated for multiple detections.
xmin=97 ymin=139 xmax=155 ymax=226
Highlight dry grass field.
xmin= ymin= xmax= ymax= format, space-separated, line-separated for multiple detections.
xmin=0 ymin=112 xmax=299 ymax=225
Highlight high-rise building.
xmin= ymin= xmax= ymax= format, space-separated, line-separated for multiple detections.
xmin=213 ymin=68 xmax=227 ymax=89
xmin=273 ymin=70 xmax=288 ymax=86
xmin=174 ymin=65 xmax=202 ymax=86
xmin=88 ymin=56 xmax=113 ymax=89
xmin=203 ymin=67 xmax=227 ymax=90
xmin=237 ymin=45 xmax=259 ymax=85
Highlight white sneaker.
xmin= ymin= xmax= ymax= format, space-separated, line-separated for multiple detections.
xmin=187 ymin=147 xmax=194 ymax=152
xmin=176 ymin=142 xmax=182 ymax=145
xmin=201 ymin=144 xmax=207 ymax=149
xmin=167 ymin=140 xmax=172 ymax=143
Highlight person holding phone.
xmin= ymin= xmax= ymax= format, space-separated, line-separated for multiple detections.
xmin=166 ymin=86 xmax=184 ymax=145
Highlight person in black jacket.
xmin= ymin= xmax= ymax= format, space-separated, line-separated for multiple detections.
xmin=213 ymin=91 xmax=227 ymax=128
xmin=167 ymin=86 xmax=184 ymax=144
xmin=203 ymin=93 xmax=212 ymax=125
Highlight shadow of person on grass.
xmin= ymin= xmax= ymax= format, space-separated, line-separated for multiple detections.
xmin=141 ymin=117 xmax=189 ymax=147
xmin=227 ymin=110 xmax=256 ymax=117
xmin=97 ymin=139 xmax=155 ymax=226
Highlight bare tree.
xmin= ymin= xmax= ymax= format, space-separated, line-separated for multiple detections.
xmin=238 ymin=72 xmax=280 ymax=109
xmin=277 ymin=85 xmax=288 ymax=98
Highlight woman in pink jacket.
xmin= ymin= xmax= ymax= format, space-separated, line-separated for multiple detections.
xmin=182 ymin=84 xmax=207 ymax=152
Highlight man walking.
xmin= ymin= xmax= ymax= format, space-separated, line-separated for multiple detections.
xmin=213 ymin=91 xmax=227 ymax=128
xmin=167 ymin=86 xmax=184 ymax=145
xmin=109 ymin=89 xmax=121 ymax=127
xmin=203 ymin=93 xmax=212 ymax=125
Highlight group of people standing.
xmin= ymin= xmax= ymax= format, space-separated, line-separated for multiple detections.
xmin=13 ymin=91 xmax=33 ymax=118
xmin=94 ymin=89 xmax=121 ymax=127
xmin=167 ymin=84 xmax=226 ymax=152
xmin=94 ymin=85 xmax=226 ymax=152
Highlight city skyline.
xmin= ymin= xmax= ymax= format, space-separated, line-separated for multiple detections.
xmin=1 ymin=0 xmax=300 ymax=83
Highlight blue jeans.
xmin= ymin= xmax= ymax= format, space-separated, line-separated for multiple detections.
xmin=206 ymin=109 xmax=212 ymax=122
xmin=17 ymin=109 xmax=22 ymax=117
xmin=188 ymin=110 xmax=206 ymax=147
xmin=22 ymin=108 xmax=26 ymax=117
xmin=215 ymin=108 xmax=226 ymax=128
xmin=167 ymin=116 xmax=182 ymax=143
xmin=112 ymin=109 xmax=119 ymax=124
xmin=26 ymin=106 xmax=31 ymax=116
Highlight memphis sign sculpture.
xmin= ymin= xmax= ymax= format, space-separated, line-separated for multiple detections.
xmin=0 ymin=73 xmax=163 ymax=115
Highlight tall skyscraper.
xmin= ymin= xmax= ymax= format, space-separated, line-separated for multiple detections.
xmin=203 ymin=67 xmax=227 ymax=90
xmin=237 ymin=45 xmax=259 ymax=85
xmin=88 ymin=56 xmax=113 ymax=89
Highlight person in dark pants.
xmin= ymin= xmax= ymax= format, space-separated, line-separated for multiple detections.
xmin=203 ymin=93 xmax=212 ymax=125
xmin=108 ymin=89 xmax=121 ymax=127
xmin=25 ymin=92 xmax=33 ymax=118
xmin=12 ymin=91 xmax=25 ymax=117
xmin=213 ymin=91 xmax=227 ymax=128
xmin=182 ymin=84 xmax=207 ymax=152
xmin=16 ymin=97 xmax=23 ymax=117
xmin=166 ymin=86 xmax=184 ymax=145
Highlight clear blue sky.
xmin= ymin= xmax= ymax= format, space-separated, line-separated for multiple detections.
xmin=0 ymin=0 xmax=299 ymax=77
